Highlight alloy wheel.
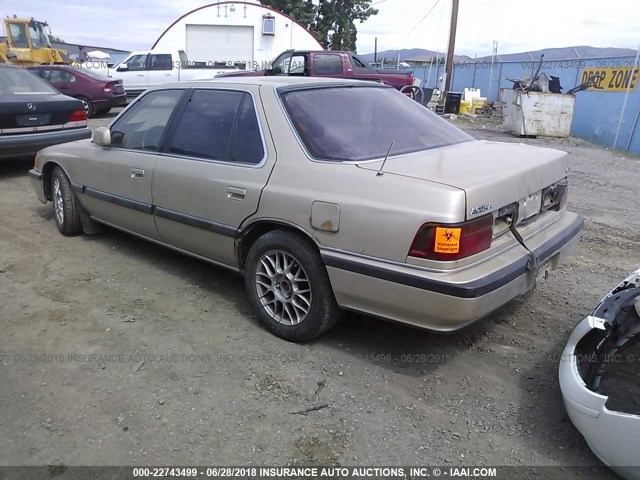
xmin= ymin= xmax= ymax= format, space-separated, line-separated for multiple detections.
xmin=255 ymin=250 xmax=312 ymax=325
xmin=52 ymin=177 xmax=64 ymax=225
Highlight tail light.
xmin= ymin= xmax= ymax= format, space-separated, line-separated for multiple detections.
xmin=542 ymin=178 xmax=568 ymax=211
xmin=408 ymin=74 xmax=414 ymax=85
xmin=409 ymin=214 xmax=493 ymax=261
xmin=69 ymin=109 xmax=87 ymax=122
xmin=103 ymin=82 xmax=115 ymax=93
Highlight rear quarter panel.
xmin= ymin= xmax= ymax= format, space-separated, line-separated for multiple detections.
xmin=243 ymin=86 xmax=466 ymax=263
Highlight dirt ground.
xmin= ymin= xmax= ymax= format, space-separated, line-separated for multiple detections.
xmin=1 ymin=109 xmax=638 ymax=476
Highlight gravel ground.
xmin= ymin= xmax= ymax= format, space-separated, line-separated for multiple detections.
xmin=0 ymin=109 xmax=638 ymax=476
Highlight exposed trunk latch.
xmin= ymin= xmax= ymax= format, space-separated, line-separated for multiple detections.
xmin=509 ymin=221 xmax=539 ymax=275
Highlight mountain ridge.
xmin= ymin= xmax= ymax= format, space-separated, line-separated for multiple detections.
xmin=359 ymin=46 xmax=638 ymax=63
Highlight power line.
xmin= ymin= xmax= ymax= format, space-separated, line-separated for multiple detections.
xmin=407 ymin=0 xmax=442 ymax=35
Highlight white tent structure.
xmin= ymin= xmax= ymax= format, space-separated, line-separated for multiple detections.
xmin=152 ymin=1 xmax=323 ymax=70
xmin=85 ymin=50 xmax=111 ymax=61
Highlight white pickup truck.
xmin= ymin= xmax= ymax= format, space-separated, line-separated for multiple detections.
xmin=105 ymin=49 xmax=238 ymax=98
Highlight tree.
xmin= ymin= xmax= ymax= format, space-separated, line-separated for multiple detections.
xmin=259 ymin=0 xmax=316 ymax=28
xmin=313 ymin=0 xmax=378 ymax=52
xmin=260 ymin=0 xmax=378 ymax=52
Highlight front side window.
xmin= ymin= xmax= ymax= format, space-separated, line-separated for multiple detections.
xmin=122 ymin=54 xmax=148 ymax=71
xmin=48 ymin=69 xmax=75 ymax=83
xmin=110 ymin=89 xmax=183 ymax=151
xmin=169 ymin=90 xmax=264 ymax=164
xmin=281 ymin=86 xmax=473 ymax=162
xmin=314 ymin=54 xmax=343 ymax=75
xmin=33 ymin=68 xmax=50 ymax=80
xmin=272 ymin=53 xmax=307 ymax=75
xmin=46 ymin=69 xmax=63 ymax=83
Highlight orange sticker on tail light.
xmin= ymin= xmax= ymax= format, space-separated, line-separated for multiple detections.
xmin=434 ymin=227 xmax=461 ymax=254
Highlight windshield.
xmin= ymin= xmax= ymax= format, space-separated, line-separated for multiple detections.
xmin=280 ymin=86 xmax=474 ymax=162
xmin=29 ymin=21 xmax=52 ymax=49
xmin=0 ymin=65 xmax=58 ymax=95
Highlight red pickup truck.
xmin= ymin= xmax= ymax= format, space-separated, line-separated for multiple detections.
xmin=218 ymin=50 xmax=415 ymax=91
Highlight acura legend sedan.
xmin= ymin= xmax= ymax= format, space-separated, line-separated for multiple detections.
xmin=29 ymin=77 xmax=583 ymax=341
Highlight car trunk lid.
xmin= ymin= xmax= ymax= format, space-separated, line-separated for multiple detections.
xmin=0 ymin=94 xmax=85 ymax=133
xmin=357 ymin=140 xmax=569 ymax=221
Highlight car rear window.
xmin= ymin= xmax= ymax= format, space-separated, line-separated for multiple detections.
xmin=73 ymin=67 xmax=109 ymax=81
xmin=280 ymin=86 xmax=473 ymax=162
xmin=0 ymin=65 xmax=58 ymax=95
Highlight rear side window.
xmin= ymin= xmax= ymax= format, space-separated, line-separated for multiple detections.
xmin=281 ymin=86 xmax=473 ymax=162
xmin=169 ymin=90 xmax=264 ymax=164
xmin=314 ymin=54 xmax=343 ymax=75
xmin=110 ymin=89 xmax=183 ymax=151
xmin=231 ymin=96 xmax=264 ymax=164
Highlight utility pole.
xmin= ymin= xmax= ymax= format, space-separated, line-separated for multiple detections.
xmin=374 ymin=37 xmax=378 ymax=63
xmin=443 ymin=0 xmax=459 ymax=93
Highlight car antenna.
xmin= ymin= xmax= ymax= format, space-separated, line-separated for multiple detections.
xmin=376 ymin=140 xmax=395 ymax=177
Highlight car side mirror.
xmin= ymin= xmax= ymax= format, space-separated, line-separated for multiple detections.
xmin=266 ymin=66 xmax=282 ymax=76
xmin=116 ymin=64 xmax=128 ymax=72
xmin=93 ymin=127 xmax=111 ymax=147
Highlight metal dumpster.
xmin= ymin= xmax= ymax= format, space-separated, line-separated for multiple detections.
xmin=502 ymin=89 xmax=575 ymax=137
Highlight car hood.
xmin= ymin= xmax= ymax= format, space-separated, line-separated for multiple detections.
xmin=357 ymin=140 xmax=569 ymax=219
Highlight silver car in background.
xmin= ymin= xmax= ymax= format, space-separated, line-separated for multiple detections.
xmin=29 ymin=77 xmax=583 ymax=341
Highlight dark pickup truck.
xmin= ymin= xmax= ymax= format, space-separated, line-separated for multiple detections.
xmin=218 ymin=50 xmax=415 ymax=91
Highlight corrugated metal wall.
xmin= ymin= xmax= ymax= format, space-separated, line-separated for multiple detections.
xmin=412 ymin=56 xmax=640 ymax=154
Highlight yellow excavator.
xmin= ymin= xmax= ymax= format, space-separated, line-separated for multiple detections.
xmin=1 ymin=15 xmax=71 ymax=66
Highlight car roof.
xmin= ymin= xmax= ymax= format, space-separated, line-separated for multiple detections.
xmin=149 ymin=76 xmax=386 ymax=91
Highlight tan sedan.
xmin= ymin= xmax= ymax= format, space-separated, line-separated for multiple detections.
xmin=29 ymin=77 xmax=583 ymax=341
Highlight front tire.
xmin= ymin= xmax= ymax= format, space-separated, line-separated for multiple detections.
xmin=244 ymin=230 xmax=341 ymax=342
xmin=51 ymin=166 xmax=82 ymax=236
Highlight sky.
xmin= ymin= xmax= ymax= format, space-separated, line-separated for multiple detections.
xmin=2 ymin=0 xmax=638 ymax=56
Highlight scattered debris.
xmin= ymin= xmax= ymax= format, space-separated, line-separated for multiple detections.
xmin=506 ymin=53 xmax=595 ymax=95
xmin=313 ymin=379 xmax=326 ymax=401
xmin=288 ymin=403 xmax=329 ymax=415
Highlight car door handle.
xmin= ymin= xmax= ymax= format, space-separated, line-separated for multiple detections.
xmin=59 ymin=85 xmax=70 ymax=90
xmin=131 ymin=168 xmax=145 ymax=180
xmin=227 ymin=186 xmax=246 ymax=201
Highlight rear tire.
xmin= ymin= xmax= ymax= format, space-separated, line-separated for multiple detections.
xmin=244 ymin=230 xmax=341 ymax=342
xmin=51 ymin=166 xmax=82 ymax=236
xmin=76 ymin=96 xmax=94 ymax=118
